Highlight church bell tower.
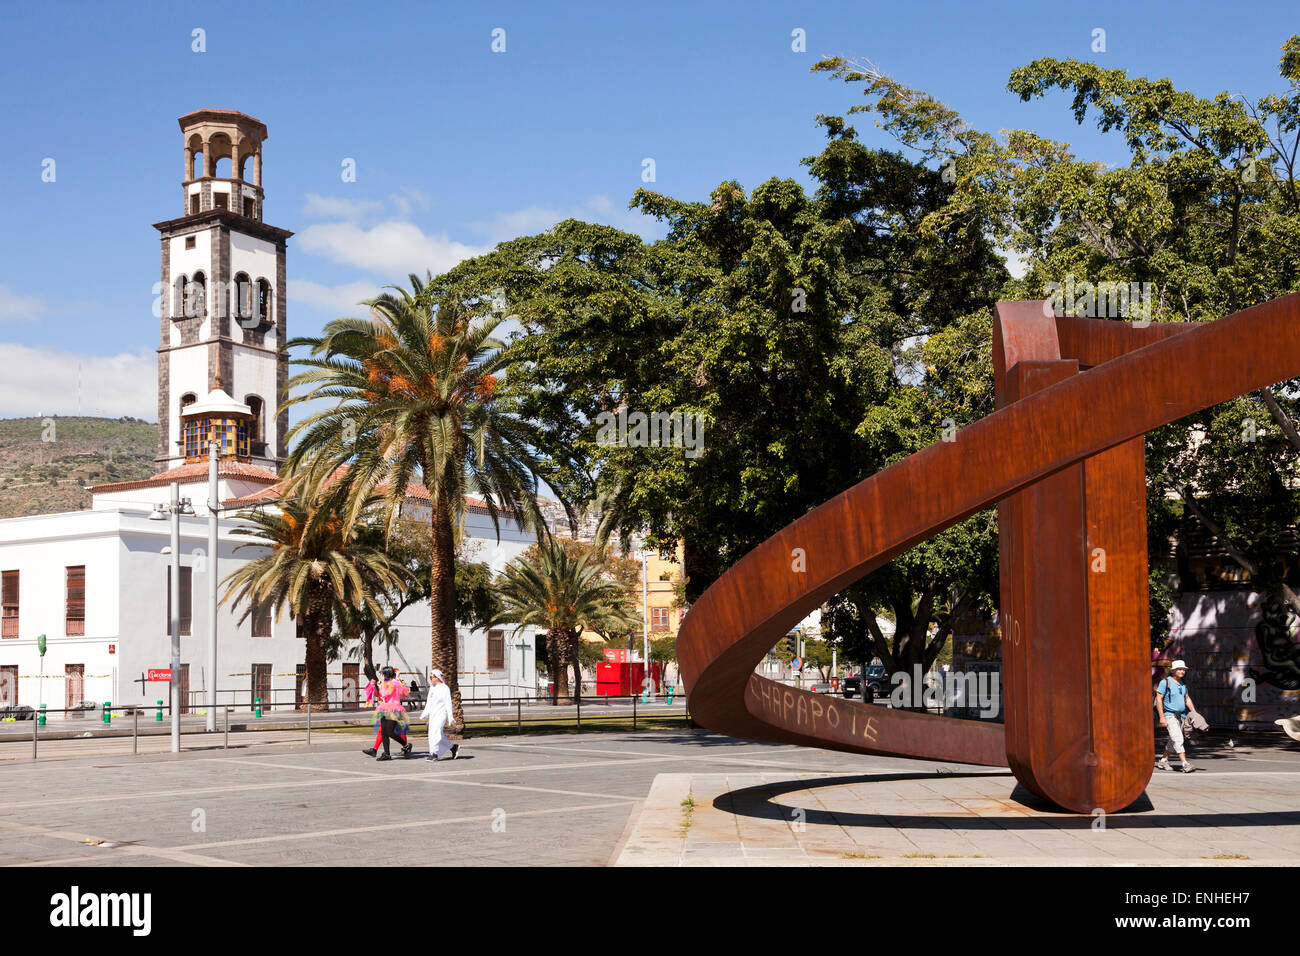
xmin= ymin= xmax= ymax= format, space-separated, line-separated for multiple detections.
xmin=155 ymin=109 xmax=292 ymax=472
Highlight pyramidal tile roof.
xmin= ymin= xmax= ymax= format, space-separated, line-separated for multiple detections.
xmin=89 ymin=460 xmax=280 ymax=495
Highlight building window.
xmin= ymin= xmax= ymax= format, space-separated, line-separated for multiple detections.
xmin=213 ymin=193 xmax=228 ymax=210
xmin=189 ymin=195 xmax=200 ymax=215
xmin=1 ymin=570 xmax=17 ymax=638
xmin=185 ymin=235 xmax=196 ymax=250
xmin=487 ymin=630 xmax=505 ymax=670
xmin=252 ymin=599 xmax=272 ymax=638
xmin=186 ymin=272 xmax=206 ymax=318
xmin=245 ymin=199 xmax=256 ymax=219
xmin=651 ymin=607 xmax=670 ymax=630
xmin=65 ymin=566 xmax=85 ymax=636
xmin=234 ymin=272 xmax=252 ymax=322
xmin=245 ymin=396 xmax=264 ymax=455
xmin=166 ymin=566 xmax=193 ymax=636
xmin=257 ymin=279 xmax=271 ymax=325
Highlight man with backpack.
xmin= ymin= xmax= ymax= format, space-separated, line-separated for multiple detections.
xmin=1155 ymin=659 xmax=1201 ymax=773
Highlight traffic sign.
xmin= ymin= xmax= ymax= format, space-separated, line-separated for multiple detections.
xmin=791 ymin=656 xmax=802 ymax=671
xmin=147 ymin=669 xmax=172 ymax=682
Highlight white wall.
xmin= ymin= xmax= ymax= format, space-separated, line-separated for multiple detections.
xmin=0 ymin=503 xmax=542 ymax=714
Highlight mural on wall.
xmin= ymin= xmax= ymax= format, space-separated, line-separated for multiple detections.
xmin=1167 ymin=590 xmax=1300 ymax=730
xmin=1252 ymin=591 xmax=1300 ymax=691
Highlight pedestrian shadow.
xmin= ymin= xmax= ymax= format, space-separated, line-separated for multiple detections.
xmin=714 ymin=773 xmax=1300 ymax=829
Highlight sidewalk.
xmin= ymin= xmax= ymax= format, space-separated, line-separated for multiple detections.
xmin=616 ymin=763 xmax=1300 ymax=866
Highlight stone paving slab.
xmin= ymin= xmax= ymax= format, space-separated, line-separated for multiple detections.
xmin=616 ymin=768 xmax=1300 ymax=866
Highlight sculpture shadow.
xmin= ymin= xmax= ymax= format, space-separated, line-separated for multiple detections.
xmin=714 ymin=773 xmax=1300 ymax=830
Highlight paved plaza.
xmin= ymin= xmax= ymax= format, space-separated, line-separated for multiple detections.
xmin=0 ymin=728 xmax=1296 ymax=866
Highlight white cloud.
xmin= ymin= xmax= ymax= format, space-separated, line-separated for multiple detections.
xmin=301 ymin=193 xmax=384 ymax=219
xmin=0 ymin=285 xmax=45 ymax=321
xmin=390 ymin=187 xmax=432 ymax=218
xmin=468 ymin=195 xmax=660 ymax=245
xmin=0 ymin=345 xmax=154 ymax=418
xmin=289 ymin=278 xmax=384 ymax=315
xmin=297 ymin=220 xmax=489 ymax=276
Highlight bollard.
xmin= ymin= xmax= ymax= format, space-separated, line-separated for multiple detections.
xmin=155 ymin=699 xmax=163 ymax=722
xmin=576 ymin=693 xmax=581 ymax=732
xmin=32 ymin=710 xmax=37 ymax=760
xmin=306 ymin=702 xmax=312 ymax=747
xmin=633 ymin=691 xmax=637 ymax=731
xmin=667 ymin=685 xmax=675 ymax=706
xmin=255 ymin=697 xmax=262 ymax=718
xmin=133 ymin=707 xmax=139 ymax=755
xmin=38 ymin=704 xmax=46 ymax=727
xmin=224 ymin=706 xmax=230 ymax=749
xmin=103 ymin=701 xmax=111 ymax=725
xmin=516 ymin=698 xmax=521 ymax=735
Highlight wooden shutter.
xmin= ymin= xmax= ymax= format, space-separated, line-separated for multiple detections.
xmin=251 ymin=599 xmax=272 ymax=637
xmin=487 ymin=630 xmax=505 ymax=670
xmin=65 ymin=566 xmax=85 ymax=636
xmin=1 ymin=571 xmax=17 ymax=638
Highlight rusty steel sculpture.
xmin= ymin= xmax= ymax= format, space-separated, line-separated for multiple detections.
xmin=677 ymin=295 xmax=1300 ymax=813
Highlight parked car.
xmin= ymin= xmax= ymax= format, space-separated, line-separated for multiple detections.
xmin=1 ymin=705 xmax=34 ymax=721
xmin=842 ymin=666 xmax=889 ymax=700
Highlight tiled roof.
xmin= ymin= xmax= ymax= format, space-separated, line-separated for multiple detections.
xmin=89 ymin=460 xmax=279 ymax=495
xmin=222 ymin=466 xmax=495 ymax=511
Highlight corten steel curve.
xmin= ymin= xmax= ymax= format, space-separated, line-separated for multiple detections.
xmin=676 ymin=295 xmax=1300 ymax=813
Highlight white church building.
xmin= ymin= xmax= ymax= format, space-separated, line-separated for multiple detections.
xmin=0 ymin=109 xmax=539 ymax=717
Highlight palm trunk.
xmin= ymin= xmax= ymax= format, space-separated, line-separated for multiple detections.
xmin=550 ymin=629 xmax=570 ymax=703
xmin=429 ymin=494 xmax=462 ymax=725
xmin=570 ymin=631 xmax=583 ymax=704
xmin=304 ymin=593 xmax=331 ymax=711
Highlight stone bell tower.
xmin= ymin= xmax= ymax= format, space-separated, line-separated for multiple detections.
xmin=154 ymin=109 xmax=292 ymax=472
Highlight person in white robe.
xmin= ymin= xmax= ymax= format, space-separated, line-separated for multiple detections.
xmin=420 ymin=669 xmax=458 ymax=761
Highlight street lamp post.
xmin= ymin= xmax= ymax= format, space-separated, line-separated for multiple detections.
xmin=169 ymin=482 xmax=181 ymax=754
xmin=206 ymin=443 xmax=218 ymax=733
xmin=152 ymin=483 xmax=194 ymax=753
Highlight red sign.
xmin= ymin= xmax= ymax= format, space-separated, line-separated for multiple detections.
xmin=108 ymin=644 xmax=116 ymax=654
xmin=147 ymin=669 xmax=172 ymax=682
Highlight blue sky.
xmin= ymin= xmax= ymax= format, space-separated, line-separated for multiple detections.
xmin=0 ymin=0 xmax=1295 ymax=419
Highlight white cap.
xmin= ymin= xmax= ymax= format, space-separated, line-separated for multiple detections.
xmin=431 ymin=669 xmax=443 ymax=680
xmin=1170 ymin=660 xmax=1188 ymax=671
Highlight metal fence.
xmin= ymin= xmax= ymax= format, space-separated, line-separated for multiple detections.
xmin=7 ymin=691 xmax=693 ymax=759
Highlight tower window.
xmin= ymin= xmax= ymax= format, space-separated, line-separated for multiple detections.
xmin=245 ymin=395 xmax=265 ymax=456
xmin=234 ymin=273 xmax=252 ymax=322
xmin=189 ymin=195 xmax=200 ymax=215
xmin=186 ymin=273 xmax=206 ymax=318
xmin=257 ymin=279 xmax=271 ymax=325
xmin=213 ymin=193 xmax=228 ymax=211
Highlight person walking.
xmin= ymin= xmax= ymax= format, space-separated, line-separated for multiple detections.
xmin=420 ymin=669 xmax=458 ymax=761
xmin=1155 ymin=659 xmax=1199 ymax=772
xmin=362 ymin=666 xmax=413 ymax=761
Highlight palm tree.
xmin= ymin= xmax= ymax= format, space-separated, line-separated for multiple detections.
xmin=281 ymin=273 xmax=552 ymax=724
xmin=492 ymin=538 xmax=641 ymax=702
xmin=222 ymin=497 xmax=412 ymax=707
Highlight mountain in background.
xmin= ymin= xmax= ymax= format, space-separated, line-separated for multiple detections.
xmin=0 ymin=417 xmax=158 ymax=518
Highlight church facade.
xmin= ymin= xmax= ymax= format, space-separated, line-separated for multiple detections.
xmin=0 ymin=110 xmax=539 ymax=718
